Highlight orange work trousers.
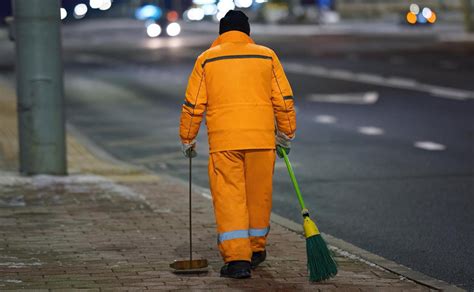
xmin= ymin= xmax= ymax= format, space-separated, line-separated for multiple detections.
xmin=208 ymin=149 xmax=275 ymax=263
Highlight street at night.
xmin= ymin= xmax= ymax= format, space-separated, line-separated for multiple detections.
xmin=0 ymin=1 xmax=473 ymax=290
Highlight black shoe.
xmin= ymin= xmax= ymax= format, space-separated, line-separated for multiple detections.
xmin=251 ymin=250 xmax=266 ymax=269
xmin=220 ymin=261 xmax=251 ymax=279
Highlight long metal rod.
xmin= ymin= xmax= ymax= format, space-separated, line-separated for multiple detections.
xmin=189 ymin=156 xmax=192 ymax=263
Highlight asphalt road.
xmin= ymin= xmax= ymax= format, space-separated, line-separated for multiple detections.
xmin=1 ymin=19 xmax=473 ymax=290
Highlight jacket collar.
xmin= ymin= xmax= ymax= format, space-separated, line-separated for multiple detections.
xmin=210 ymin=31 xmax=255 ymax=48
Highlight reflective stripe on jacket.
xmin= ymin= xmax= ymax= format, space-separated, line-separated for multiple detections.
xmin=179 ymin=31 xmax=296 ymax=153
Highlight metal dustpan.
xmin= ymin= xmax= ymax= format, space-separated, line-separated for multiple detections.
xmin=170 ymin=259 xmax=208 ymax=274
xmin=170 ymin=156 xmax=209 ymax=274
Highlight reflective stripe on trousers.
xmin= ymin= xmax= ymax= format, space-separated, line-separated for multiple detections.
xmin=218 ymin=227 xmax=270 ymax=243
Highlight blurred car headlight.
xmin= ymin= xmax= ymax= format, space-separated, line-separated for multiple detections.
xmin=166 ymin=22 xmax=181 ymax=37
xmin=235 ymin=0 xmax=252 ymax=9
xmin=90 ymin=0 xmax=104 ymax=9
xmin=99 ymin=0 xmax=112 ymax=11
xmin=187 ymin=8 xmax=205 ymax=21
xmin=74 ymin=3 xmax=88 ymax=19
xmin=147 ymin=23 xmax=162 ymax=38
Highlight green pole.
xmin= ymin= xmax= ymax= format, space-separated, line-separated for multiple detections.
xmin=12 ymin=0 xmax=67 ymax=175
xmin=279 ymin=147 xmax=307 ymax=211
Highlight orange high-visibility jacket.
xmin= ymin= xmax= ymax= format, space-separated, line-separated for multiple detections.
xmin=179 ymin=31 xmax=296 ymax=153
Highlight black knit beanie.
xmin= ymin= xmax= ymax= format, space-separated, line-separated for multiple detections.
xmin=219 ymin=10 xmax=250 ymax=36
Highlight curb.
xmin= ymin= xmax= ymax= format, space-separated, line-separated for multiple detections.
xmin=68 ymin=124 xmax=465 ymax=292
xmin=270 ymin=213 xmax=465 ymax=292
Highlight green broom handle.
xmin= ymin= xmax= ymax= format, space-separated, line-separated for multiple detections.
xmin=279 ymin=147 xmax=307 ymax=210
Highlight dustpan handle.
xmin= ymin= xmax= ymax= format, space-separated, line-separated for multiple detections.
xmin=189 ymin=156 xmax=192 ymax=262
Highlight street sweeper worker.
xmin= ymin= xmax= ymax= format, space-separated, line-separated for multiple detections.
xmin=179 ymin=10 xmax=296 ymax=279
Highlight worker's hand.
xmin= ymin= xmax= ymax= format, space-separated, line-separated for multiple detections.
xmin=276 ymin=145 xmax=290 ymax=158
xmin=275 ymin=131 xmax=293 ymax=158
xmin=182 ymin=141 xmax=197 ymax=158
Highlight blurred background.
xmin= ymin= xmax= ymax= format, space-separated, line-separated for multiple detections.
xmin=1 ymin=1 xmax=474 ymax=35
xmin=0 ymin=0 xmax=473 ymax=290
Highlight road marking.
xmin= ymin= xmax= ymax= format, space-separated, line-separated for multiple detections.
xmin=329 ymin=69 xmax=355 ymax=79
xmin=314 ymin=115 xmax=337 ymax=124
xmin=357 ymin=126 xmax=384 ymax=136
xmin=275 ymin=161 xmax=299 ymax=169
xmin=201 ymin=192 xmax=212 ymax=200
xmin=414 ymin=141 xmax=446 ymax=151
xmin=283 ymin=62 xmax=474 ymax=100
xmin=308 ymin=66 xmax=329 ymax=75
xmin=308 ymin=91 xmax=379 ymax=104
xmin=356 ymin=73 xmax=385 ymax=84
xmin=385 ymin=77 xmax=417 ymax=88
xmin=424 ymin=85 xmax=471 ymax=100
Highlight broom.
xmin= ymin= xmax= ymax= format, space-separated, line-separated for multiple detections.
xmin=278 ymin=146 xmax=338 ymax=282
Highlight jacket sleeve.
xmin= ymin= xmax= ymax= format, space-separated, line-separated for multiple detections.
xmin=180 ymin=55 xmax=207 ymax=144
xmin=270 ymin=51 xmax=296 ymax=138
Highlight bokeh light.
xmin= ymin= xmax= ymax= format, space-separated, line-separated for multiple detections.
xmin=406 ymin=12 xmax=417 ymax=24
xmin=187 ymin=8 xmax=205 ymax=21
xmin=417 ymin=13 xmax=427 ymax=24
xmin=99 ymin=0 xmax=112 ymax=11
xmin=235 ymin=0 xmax=253 ymax=8
xmin=60 ymin=8 xmax=67 ymax=20
xmin=428 ymin=11 xmax=437 ymax=24
xmin=409 ymin=3 xmax=420 ymax=15
xmin=217 ymin=0 xmax=235 ymax=15
xmin=135 ymin=5 xmax=162 ymax=20
xmin=193 ymin=0 xmax=216 ymax=4
xmin=202 ymin=4 xmax=218 ymax=15
xmin=422 ymin=7 xmax=432 ymax=19
xmin=167 ymin=11 xmax=179 ymax=22
xmin=74 ymin=3 xmax=88 ymax=19
xmin=89 ymin=0 xmax=103 ymax=9
xmin=166 ymin=22 xmax=181 ymax=37
xmin=146 ymin=23 xmax=162 ymax=37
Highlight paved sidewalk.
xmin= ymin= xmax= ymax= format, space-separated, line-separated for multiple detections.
xmin=0 ymin=81 xmax=437 ymax=291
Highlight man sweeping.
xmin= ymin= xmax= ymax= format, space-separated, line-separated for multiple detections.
xmin=179 ymin=10 xmax=296 ymax=279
